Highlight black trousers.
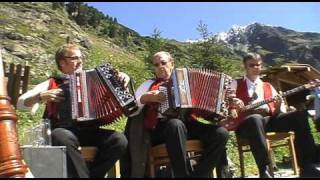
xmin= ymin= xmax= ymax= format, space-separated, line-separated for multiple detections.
xmin=150 ymin=118 xmax=229 ymax=178
xmin=236 ymin=110 xmax=318 ymax=170
xmin=51 ymin=127 xmax=128 ymax=178
xmin=215 ymin=147 xmax=229 ymax=177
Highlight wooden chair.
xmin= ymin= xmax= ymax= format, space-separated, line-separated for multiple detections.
xmin=148 ymin=140 xmax=212 ymax=178
xmin=236 ymin=131 xmax=299 ymax=177
xmin=79 ymin=146 xmax=121 ymax=178
xmin=79 ymin=146 xmax=98 ymax=162
xmin=2 ymin=61 xmax=30 ymax=107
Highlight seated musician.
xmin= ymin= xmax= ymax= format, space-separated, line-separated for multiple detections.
xmin=123 ymin=51 xmax=229 ymax=178
xmin=17 ymin=44 xmax=129 ymax=178
xmin=229 ymin=52 xmax=320 ymax=177
xmin=313 ymin=87 xmax=320 ymax=131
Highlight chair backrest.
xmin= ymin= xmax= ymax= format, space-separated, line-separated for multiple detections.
xmin=2 ymin=61 xmax=30 ymax=107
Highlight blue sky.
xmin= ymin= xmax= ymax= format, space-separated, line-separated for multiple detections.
xmin=87 ymin=2 xmax=320 ymax=42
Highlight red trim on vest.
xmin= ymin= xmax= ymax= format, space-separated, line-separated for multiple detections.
xmin=44 ymin=78 xmax=60 ymax=121
xmin=144 ymin=79 xmax=163 ymax=130
xmin=263 ymin=82 xmax=276 ymax=115
xmin=236 ymin=79 xmax=251 ymax=106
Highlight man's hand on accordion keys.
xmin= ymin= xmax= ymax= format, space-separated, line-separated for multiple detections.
xmin=140 ymin=90 xmax=166 ymax=104
xmin=39 ymin=88 xmax=65 ymax=103
xmin=114 ymin=70 xmax=130 ymax=89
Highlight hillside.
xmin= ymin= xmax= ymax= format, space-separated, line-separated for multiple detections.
xmin=0 ymin=2 xmax=153 ymax=87
xmin=0 ymin=2 xmax=244 ymax=89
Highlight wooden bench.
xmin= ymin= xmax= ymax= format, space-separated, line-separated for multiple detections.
xmin=2 ymin=61 xmax=30 ymax=107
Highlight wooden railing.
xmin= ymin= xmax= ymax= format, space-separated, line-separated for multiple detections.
xmin=2 ymin=62 xmax=30 ymax=107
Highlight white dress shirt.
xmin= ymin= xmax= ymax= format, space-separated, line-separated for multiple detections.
xmin=230 ymin=76 xmax=287 ymax=113
xmin=130 ymin=80 xmax=155 ymax=116
xmin=314 ymin=87 xmax=320 ymax=119
xmin=17 ymin=79 xmax=50 ymax=114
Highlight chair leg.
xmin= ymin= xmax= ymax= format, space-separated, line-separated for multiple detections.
xmin=288 ymin=136 xmax=299 ymax=175
xmin=266 ymin=140 xmax=275 ymax=177
xmin=270 ymin=150 xmax=278 ymax=170
xmin=212 ymin=168 xmax=217 ymax=178
xmin=238 ymin=146 xmax=245 ymax=178
xmin=150 ymin=164 xmax=155 ymax=178
xmin=149 ymin=151 xmax=156 ymax=178
xmin=115 ymin=160 xmax=120 ymax=178
xmin=107 ymin=160 xmax=121 ymax=178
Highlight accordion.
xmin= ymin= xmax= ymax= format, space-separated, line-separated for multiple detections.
xmin=159 ymin=68 xmax=232 ymax=120
xmin=63 ymin=63 xmax=137 ymax=126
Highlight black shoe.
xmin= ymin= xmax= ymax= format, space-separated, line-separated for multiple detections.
xmin=259 ymin=166 xmax=273 ymax=178
xmin=216 ymin=165 xmax=234 ymax=178
xmin=300 ymin=163 xmax=320 ymax=177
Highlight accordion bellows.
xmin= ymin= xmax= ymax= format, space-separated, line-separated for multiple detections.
xmin=159 ymin=68 xmax=232 ymax=119
xmin=67 ymin=63 xmax=137 ymax=126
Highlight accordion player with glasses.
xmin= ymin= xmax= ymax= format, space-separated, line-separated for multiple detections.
xmin=158 ymin=68 xmax=232 ymax=120
xmin=60 ymin=63 xmax=137 ymax=126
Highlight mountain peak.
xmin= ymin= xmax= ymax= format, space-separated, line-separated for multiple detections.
xmin=214 ymin=22 xmax=320 ymax=70
xmin=214 ymin=22 xmax=260 ymax=44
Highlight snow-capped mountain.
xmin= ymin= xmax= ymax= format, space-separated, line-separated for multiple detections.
xmin=213 ymin=22 xmax=320 ymax=69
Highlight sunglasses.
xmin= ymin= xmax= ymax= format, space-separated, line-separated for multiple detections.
xmin=248 ymin=63 xmax=262 ymax=68
xmin=153 ymin=61 xmax=170 ymax=67
xmin=63 ymin=56 xmax=83 ymax=61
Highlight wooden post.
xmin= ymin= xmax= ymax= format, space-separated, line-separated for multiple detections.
xmin=0 ymin=50 xmax=3 ymax=77
xmin=12 ymin=64 xmax=22 ymax=106
xmin=0 ymin=48 xmax=27 ymax=177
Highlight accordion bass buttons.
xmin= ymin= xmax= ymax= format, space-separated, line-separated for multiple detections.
xmin=115 ymin=87 xmax=131 ymax=101
xmin=103 ymin=73 xmax=112 ymax=79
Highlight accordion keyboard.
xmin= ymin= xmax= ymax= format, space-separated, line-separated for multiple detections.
xmin=67 ymin=63 xmax=137 ymax=126
xmin=159 ymin=86 xmax=169 ymax=114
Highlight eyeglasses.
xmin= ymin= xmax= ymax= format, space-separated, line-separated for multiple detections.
xmin=63 ymin=56 xmax=83 ymax=61
xmin=153 ymin=61 xmax=170 ymax=67
xmin=248 ymin=63 xmax=262 ymax=68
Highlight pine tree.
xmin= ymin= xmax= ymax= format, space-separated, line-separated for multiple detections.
xmin=144 ymin=28 xmax=165 ymax=67
xmin=189 ymin=20 xmax=242 ymax=76
xmin=189 ymin=20 xmax=221 ymax=70
xmin=66 ymin=2 xmax=83 ymax=18
xmin=52 ymin=2 xmax=64 ymax=10
xmin=113 ymin=17 xmax=118 ymax=24
xmin=108 ymin=23 xmax=119 ymax=38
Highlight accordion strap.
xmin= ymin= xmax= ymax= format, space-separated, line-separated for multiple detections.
xmin=128 ymin=77 xmax=136 ymax=101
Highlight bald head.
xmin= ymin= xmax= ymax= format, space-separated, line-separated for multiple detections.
xmin=152 ymin=51 xmax=174 ymax=80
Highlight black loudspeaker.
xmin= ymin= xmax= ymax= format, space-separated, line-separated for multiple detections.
xmin=21 ymin=146 xmax=67 ymax=178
